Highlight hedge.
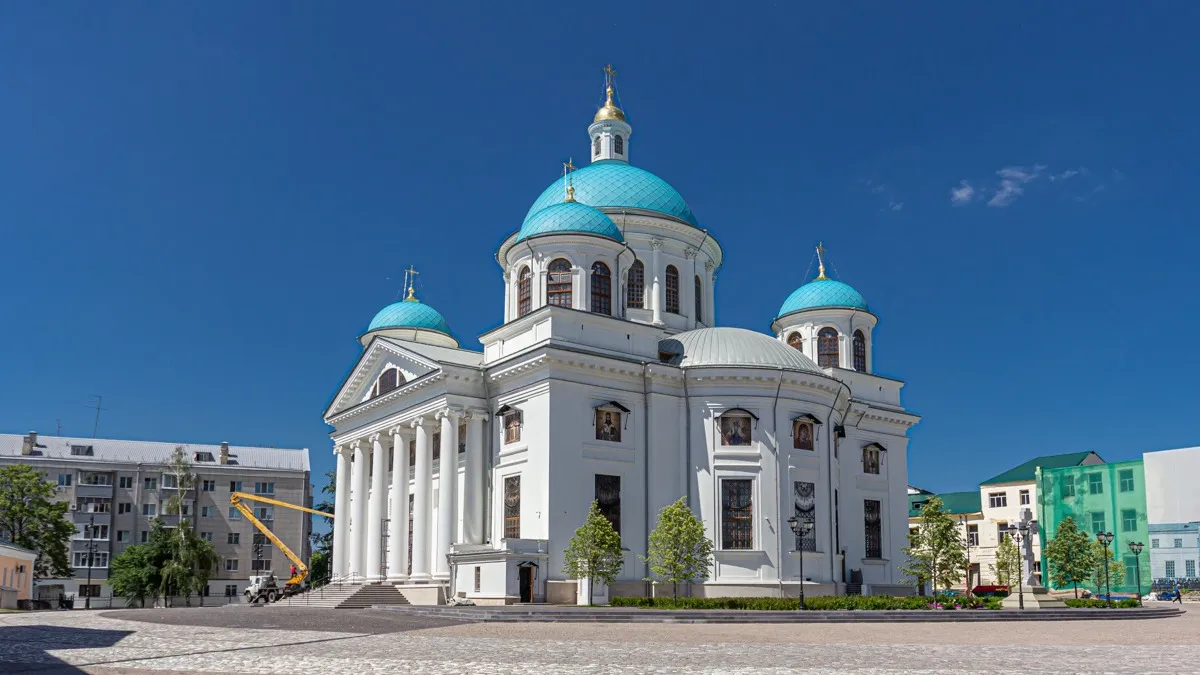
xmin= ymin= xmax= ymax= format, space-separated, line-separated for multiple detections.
xmin=1063 ymin=598 xmax=1140 ymax=609
xmin=609 ymin=596 xmax=1001 ymax=611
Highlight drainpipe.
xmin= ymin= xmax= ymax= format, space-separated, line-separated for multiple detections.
xmin=771 ymin=368 xmax=785 ymax=597
xmin=642 ymin=362 xmax=652 ymax=592
xmin=824 ymin=384 xmax=850 ymax=592
xmin=682 ymin=366 xmax=693 ymax=509
xmin=691 ymin=229 xmax=710 ymax=326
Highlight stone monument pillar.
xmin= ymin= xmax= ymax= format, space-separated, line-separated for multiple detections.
xmin=1001 ymin=507 xmax=1065 ymax=609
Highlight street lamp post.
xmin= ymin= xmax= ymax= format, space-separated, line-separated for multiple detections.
xmin=84 ymin=514 xmax=96 ymax=610
xmin=1128 ymin=541 xmax=1144 ymax=607
xmin=1006 ymin=522 xmax=1031 ymax=610
xmin=1097 ymin=531 xmax=1114 ymax=608
xmin=787 ymin=516 xmax=815 ymax=609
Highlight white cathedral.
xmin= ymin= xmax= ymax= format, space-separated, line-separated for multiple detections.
xmin=324 ymin=70 xmax=920 ymax=605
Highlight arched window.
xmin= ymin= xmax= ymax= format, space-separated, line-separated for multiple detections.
xmin=614 ymin=135 xmax=624 ymax=155
xmin=817 ymin=327 xmax=839 ymax=368
xmin=593 ymin=136 xmax=601 ymax=156
xmin=694 ymin=276 xmax=703 ymax=322
xmin=590 ymin=261 xmax=611 ymax=315
xmin=853 ymin=330 xmax=866 ymax=372
xmin=627 ymin=260 xmax=645 ymax=308
xmin=787 ymin=332 xmax=803 ymax=352
xmin=665 ymin=265 xmax=680 ymax=314
xmin=546 ymin=258 xmax=573 ymax=308
xmin=371 ymin=367 xmax=404 ymax=398
xmin=517 ymin=265 xmax=532 ymax=317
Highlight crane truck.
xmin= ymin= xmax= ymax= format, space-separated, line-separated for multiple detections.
xmin=229 ymin=491 xmax=333 ymax=603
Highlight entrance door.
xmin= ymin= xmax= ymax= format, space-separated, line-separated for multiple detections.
xmin=518 ymin=565 xmax=534 ymax=603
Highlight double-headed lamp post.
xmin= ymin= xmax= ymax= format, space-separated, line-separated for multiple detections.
xmin=1096 ymin=531 xmax=1115 ymax=607
xmin=1128 ymin=540 xmax=1145 ymax=607
xmin=84 ymin=514 xmax=97 ymax=610
xmin=787 ymin=516 xmax=815 ymax=609
xmin=1005 ymin=522 xmax=1031 ymax=610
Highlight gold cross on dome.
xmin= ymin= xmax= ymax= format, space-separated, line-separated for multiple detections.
xmin=603 ymin=64 xmax=617 ymax=81
xmin=404 ymin=266 xmax=420 ymax=301
xmin=814 ymin=242 xmax=829 ymax=280
xmin=564 ymin=157 xmax=576 ymax=173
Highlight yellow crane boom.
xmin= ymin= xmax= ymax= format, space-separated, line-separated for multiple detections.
xmin=229 ymin=491 xmax=334 ymax=587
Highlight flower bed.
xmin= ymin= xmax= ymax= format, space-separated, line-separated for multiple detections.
xmin=1064 ymin=598 xmax=1141 ymax=609
xmin=610 ymin=595 xmax=1002 ymax=611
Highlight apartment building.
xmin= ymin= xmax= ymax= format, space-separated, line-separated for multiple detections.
xmin=0 ymin=432 xmax=311 ymax=603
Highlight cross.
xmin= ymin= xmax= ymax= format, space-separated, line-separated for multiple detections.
xmin=563 ymin=157 xmax=576 ymax=173
xmin=603 ymin=64 xmax=617 ymax=82
xmin=404 ymin=266 xmax=419 ymax=301
xmin=814 ymin=242 xmax=829 ymax=280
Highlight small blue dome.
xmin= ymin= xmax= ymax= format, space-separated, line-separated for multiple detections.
xmin=524 ymin=160 xmax=697 ymax=227
xmin=517 ymin=201 xmax=623 ymax=243
xmin=776 ymin=279 xmax=869 ymax=318
xmin=367 ymin=300 xmax=452 ymax=336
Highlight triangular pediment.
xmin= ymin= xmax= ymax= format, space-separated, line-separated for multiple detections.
xmin=323 ymin=337 xmax=442 ymax=420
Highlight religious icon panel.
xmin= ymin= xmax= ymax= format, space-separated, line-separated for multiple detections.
xmin=719 ymin=415 xmax=751 ymax=446
xmin=595 ymin=410 xmax=622 ymax=443
xmin=793 ymin=420 xmax=813 ymax=450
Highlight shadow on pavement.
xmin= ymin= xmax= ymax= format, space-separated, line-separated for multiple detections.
xmin=0 ymin=624 xmax=133 ymax=674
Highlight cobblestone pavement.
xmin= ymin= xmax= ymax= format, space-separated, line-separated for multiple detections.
xmin=1 ymin=607 xmax=1197 ymax=674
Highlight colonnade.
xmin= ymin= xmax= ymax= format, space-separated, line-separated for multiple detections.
xmin=331 ymin=407 xmax=486 ymax=583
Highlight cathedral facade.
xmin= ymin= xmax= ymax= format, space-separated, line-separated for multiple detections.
xmin=323 ymin=72 xmax=920 ymax=604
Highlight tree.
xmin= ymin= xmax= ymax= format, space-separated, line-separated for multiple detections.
xmin=902 ymin=497 xmax=968 ymax=595
xmin=310 ymin=470 xmax=335 ymax=557
xmin=1090 ymin=540 xmax=1125 ymax=593
xmin=641 ymin=497 xmax=715 ymax=601
xmin=990 ymin=535 xmax=1021 ymax=587
xmin=1043 ymin=516 xmax=1095 ymax=598
xmin=163 ymin=446 xmax=196 ymax=517
xmin=109 ymin=545 xmax=159 ymax=608
xmin=308 ymin=550 xmax=330 ymax=588
xmin=562 ymin=500 xmax=624 ymax=605
xmin=0 ymin=464 xmax=76 ymax=580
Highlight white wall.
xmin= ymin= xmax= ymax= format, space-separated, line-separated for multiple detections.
xmin=1144 ymin=447 xmax=1200 ymax=526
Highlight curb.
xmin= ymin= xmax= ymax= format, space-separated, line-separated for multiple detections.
xmin=373 ymin=604 xmax=1185 ymax=624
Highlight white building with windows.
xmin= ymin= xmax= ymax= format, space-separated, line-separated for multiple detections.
xmin=324 ymin=70 xmax=920 ymax=604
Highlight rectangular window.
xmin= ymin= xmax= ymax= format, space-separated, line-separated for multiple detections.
xmin=721 ymin=479 xmax=754 ymax=550
xmin=201 ymin=532 xmax=213 ymax=543
xmin=142 ymin=503 xmax=156 ymax=516
xmin=144 ymin=477 xmax=157 ymax=490
xmin=997 ymin=522 xmax=1008 ymax=543
xmin=458 ymin=422 xmax=467 ymax=454
xmin=228 ymin=532 xmax=240 ymax=545
xmin=719 ymin=414 xmax=752 ymax=446
xmin=58 ymin=474 xmax=72 ymax=487
xmin=503 ymin=410 xmax=522 ymax=444
xmin=254 ymin=506 xmax=274 ymax=521
xmin=431 ymin=432 xmax=441 ymax=463
xmin=161 ymin=474 xmax=178 ymax=489
xmin=1061 ymin=475 xmax=1075 ymax=498
xmin=252 ymin=533 xmax=269 ymax=546
xmin=1019 ymin=489 xmax=1030 ymax=505
xmin=79 ymin=584 xmax=102 ymax=597
xmin=595 ymin=474 xmax=621 ymax=536
xmin=1152 ymin=539 xmax=1159 ymax=548
xmin=1090 ymin=511 xmax=1105 ymax=534
xmin=202 ymin=480 xmax=216 ymax=492
xmin=503 ymin=475 xmax=521 ymax=539
xmin=988 ymin=492 xmax=1007 ymax=509
xmin=80 ymin=524 xmax=110 ymax=540
xmin=1118 ymin=469 xmax=1134 ymax=493
xmin=1124 ymin=555 xmax=1137 ymax=584
xmin=118 ymin=502 xmax=132 ymax=515
xmin=1187 ymin=560 xmax=1196 ymax=578
xmin=862 ymin=446 xmax=881 ymax=475
xmin=1166 ymin=560 xmax=1176 ymax=578
xmin=225 ymin=559 xmax=239 ymax=572
xmin=793 ymin=480 xmax=817 ymax=552
xmin=864 ymin=499 xmax=883 ymax=559
xmin=117 ymin=530 xmax=129 ymax=543
xmin=118 ymin=476 xmax=133 ymax=489
xmin=408 ymin=439 xmax=416 ymax=468
xmin=81 ymin=472 xmax=112 ymax=486
xmin=229 ymin=507 xmax=242 ymax=520
xmin=76 ymin=497 xmax=112 ymax=513
xmin=474 ymin=566 xmax=481 ymax=593
xmin=1121 ymin=509 xmax=1137 ymax=532
xmin=140 ymin=531 xmax=149 ymax=543
xmin=201 ymin=506 xmax=213 ymax=517
xmin=194 ymin=451 xmax=216 ymax=462
xmin=251 ymin=559 xmax=272 ymax=572
xmin=1088 ymin=473 xmax=1103 ymax=495
xmin=1175 ymin=538 xmax=1184 ymax=548
xmin=70 ymin=445 xmax=94 ymax=456
xmin=225 ymin=584 xmax=238 ymax=597
xmin=73 ymin=551 xmax=109 ymax=568
xmin=253 ymin=482 xmax=275 ymax=495
xmin=229 ymin=481 xmax=242 ymax=492
xmin=967 ymin=524 xmax=979 ymax=547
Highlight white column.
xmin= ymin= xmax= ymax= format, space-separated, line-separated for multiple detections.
xmin=650 ymin=239 xmax=663 ymax=325
xmin=410 ymin=418 xmax=433 ymax=582
xmin=332 ymin=446 xmax=351 ymax=580
xmin=576 ymin=264 xmax=588 ymax=311
xmin=365 ymin=433 xmax=387 ymax=582
xmin=386 ymin=427 xmax=410 ymax=582
xmin=349 ymin=440 xmax=369 ymax=582
xmin=435 ymin=409 xmax=460 ymax=580
xmin=462 ymin=412 xmax=485 ymax=545
xmin=705 ymin=261 xmax=716 ymax=327
xmin=502 ymin=272 xmax=511 ymax=322
xmin=684 ymin=248 xmax=699 ymax=329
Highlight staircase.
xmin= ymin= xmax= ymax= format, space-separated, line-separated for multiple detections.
xmin=845 ymin=583 xmax=863 ymax=596
xmin=269 ymin=582 xmax=411 ymax=609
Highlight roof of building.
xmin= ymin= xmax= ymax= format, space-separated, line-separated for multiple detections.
xmin=776 ymin=279 xmax=869 ymax=319
xmin=909 ymin=491 xmax=983 ymax=518
xmin=517 ymin=201 xmax=623 ymax=243
xmin=981 ymin=451 xmax=1099 ymax=485
xmin=379 ymin=337 xmax=484 ymax=368
xmin=0 ymin=433 xmax=310 ymax=472
xmin=366 ymin=299 xmax=453 ymax=336
xmin=661 ymin=327 xmax=823 ymax=374
xmin=524 ymin=160 xmax=697 ymax=227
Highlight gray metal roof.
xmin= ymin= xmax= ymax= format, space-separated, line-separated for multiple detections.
xmin=0 ymin=433 xmax=309 ymax=472
xmin=381 ymin=337 xmax=484 ymax=368
xmin=661 ymin=327 xmax=823 ymax=374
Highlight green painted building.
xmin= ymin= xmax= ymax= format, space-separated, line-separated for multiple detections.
xmin=1036 ymin=459 xmax=1150 ymax=594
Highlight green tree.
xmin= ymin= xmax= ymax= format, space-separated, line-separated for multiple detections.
xmin=1090 ymin=540 xmax=1125 ymax=593
xmin=308 ymin=549 xmax=331 ymax=588
xmin=641 ymin=497 xmax=715 ymax=601
xmin=1043 ymin=516 xmax=1095 ymax=598
xmin=562 ymin=501 xmax=624 ymax=605
xmin=109 ymin=544 xmax=159 ymax=608
xmin=310 ymin=470 xmax=335 ymax=557
xmin=902 ymin=497 xmax=968 ymax=595
xmin=990 ymin=535 xmax=1021 ymax=587
xmin=0 ymin=464 xmax=76 ymax=580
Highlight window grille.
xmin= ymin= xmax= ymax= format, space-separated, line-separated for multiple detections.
xmin=546 ymin=259 xmax=572 ymax=307
xmin=864 ymin=499 xmax=883 ymax=558
xmin=721 ymin=479 xmax=753 ymax=550
xmin=504 ymin=476 xmax=521 ymax=539
xmin=665 ymin=265 xmax=680 ymax=313
xmin=626 ymin=260 xmax=644 ymax=308
xmin=590 ymin=262 xmax=611 ymax=315
xmin=793 ymin=481 xmax=816 ymax=552
xmin=817 ymin=328 xmax=839 ymax=367
xmin=595 ymin=474 xmax=621 ymax=536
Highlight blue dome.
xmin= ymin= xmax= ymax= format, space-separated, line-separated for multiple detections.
xmin=776 ymin=279 xmax=869 ymax=318
xmin=524 ymin=160 xmax=697 ymax=227
xmin=367 ymin=300 xmax=452 ymax=336
xmin=517 ymin=201 xmax=623 ymax=243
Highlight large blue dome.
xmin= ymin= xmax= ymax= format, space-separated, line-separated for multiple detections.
xmin=776 ymin=279 xmax=869 ymax=318
xmin=524 ymin=160 xmax=697 ymax=227
xmin=517 ymin=201 xmax=623 ymax=243
xmin=367 ymin=300 xmax=453 ymax=336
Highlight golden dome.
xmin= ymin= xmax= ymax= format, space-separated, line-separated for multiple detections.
xmin=594 ymin=85 xmax=626 ymax=123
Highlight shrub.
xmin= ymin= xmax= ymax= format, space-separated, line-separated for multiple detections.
xmin=1064 ymin=598 xmax=1139 ymax=609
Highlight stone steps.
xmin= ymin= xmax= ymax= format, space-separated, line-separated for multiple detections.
xmin=270 ymin=583 xmax=362 ymax=608
xmin=339 ymin=583 xmax=411 ymax=609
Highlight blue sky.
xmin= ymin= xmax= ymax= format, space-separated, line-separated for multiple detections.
xmin=2 ymin=3 xmax=1197 ymax=495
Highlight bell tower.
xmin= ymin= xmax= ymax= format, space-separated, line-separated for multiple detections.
xmin=588 ymin=64 xmax=631 ymax=163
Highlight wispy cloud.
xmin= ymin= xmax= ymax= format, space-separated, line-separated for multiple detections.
xmin=860 ymin=179 xmax=905 ymax=213
xmin=1049 ymin=168 xmax=1083 ymax=182
xmin=988 ymin=164 xmax=1045 ymax=207
xmin=888 ymin=201 xmax=904 ymax=211
xmin=950 ymin=181 xmax=975 ymax=205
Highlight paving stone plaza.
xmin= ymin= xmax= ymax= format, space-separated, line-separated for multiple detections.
xmin=2 ymin=607 xmax=1199 ymax=674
